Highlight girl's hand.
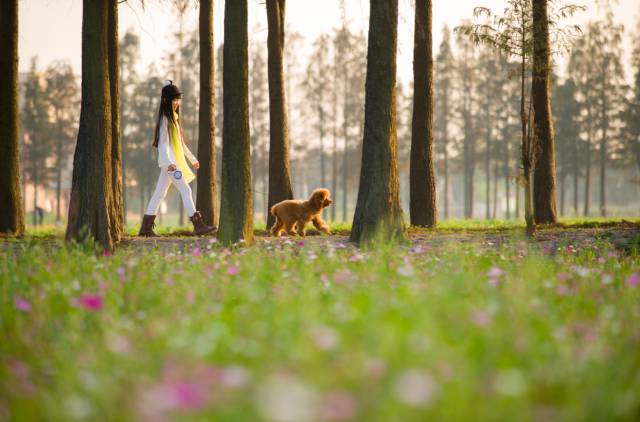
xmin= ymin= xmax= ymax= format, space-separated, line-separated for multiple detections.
xmin=192 ymin=161 xmax=200 ymax=170
xmin=168 ymin=164 xmax=177 ymax=172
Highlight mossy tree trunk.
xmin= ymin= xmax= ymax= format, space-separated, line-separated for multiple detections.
xmin=66 ymin=0 xmax=121 ymax=251
xmin=351 ymin=0 xmax=405 ymax=245
xmin=218 ymin=0 xmax=253 ymax=245
xmin=196 ymin=0 xmax=218 ymax=228
xmin=409 ymin=0 xmax=436 ymax=228
xmin=0 ymin=0 xmax=25 ymax=236
xmin=532 ymin=0 xmax=558 ymax=224
xmin=266 ymin=0 xmax=294 ymax=229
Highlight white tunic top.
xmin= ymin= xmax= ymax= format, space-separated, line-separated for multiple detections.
xmin=157 ymin=115 xmax=197 ymax=168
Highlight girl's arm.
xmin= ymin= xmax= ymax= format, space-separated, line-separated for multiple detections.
xmin=183 ymin=143 xmax=198 ymax=165
xmin=157 ymin=117 xmax=175 ymax=168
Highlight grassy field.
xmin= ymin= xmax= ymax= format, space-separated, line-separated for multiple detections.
xmin=1 ymin=220 xmax=640 ymax=420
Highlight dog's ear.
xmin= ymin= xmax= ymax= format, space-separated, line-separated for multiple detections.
xmin=309 ymin=190 xmax=323 ymax=209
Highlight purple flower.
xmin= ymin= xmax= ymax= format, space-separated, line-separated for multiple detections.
xmin=192 ymin=247 xmax=202 ymax=257
xmin=77 ymin=293 xmax=104 ymax=311
xmin=487 ymin=266 xmax=504 ymax=279
xmin=14 ymin=297 xmax=31 ymax=312
xmin=471 ymin=310 xmax=492 ymax=327
xmin=170 ymin=381 xmax=207 ymax=410
xmin=227 ymin=265 xmax=239 ymax=276
xmin=626 ymin=273 xmax=640 ymax=287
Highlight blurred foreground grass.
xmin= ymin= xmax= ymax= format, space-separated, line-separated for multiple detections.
xmin=1 ymin=229 xmax=639 ymax=420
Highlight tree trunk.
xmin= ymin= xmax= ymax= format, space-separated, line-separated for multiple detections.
xmin=108 ymin=0 xmax=123 ymax=238
xmin=573 ymin=134 xmax=579 ymax=215
xmin=219 ymin=0 xmax=253 ymax=245
xmin=584 ymin=105 xmax=591 ymax=216
xmin=492 ymin=165 xmax=498 ymax=219
xmin=485 ymin=120 xmax=491 ymax=220
xmin=341 ymin=30 xmax=349 ymax=223
xmin=532 ymin=0 xmax=558 ymax=224
xmin=351 ymin=0 xmax=405 ymax=244
xmin=599 ymin=89 xmax=607 ymax=217
xmin=504 ymin=126 xmax=510 ymax=219
xmin=560 ymin=174 xmax=566 ymax=216
xmin=33 ymin=178 xmax=38 ymax=226
xmin=66 ymin=0 xmax=119 ymax=251
xmin=196 ymin=0 xmax=218 ymax=228
xmin=320 ymin=105 xmax=326 ymax=187
xmin=409 ymin=0 xmax=436 ymax=228
xmin=331 ymin=46 xmax=338 ymax=222
xmin=266 ymin=0 xmax=293 ymax=229
xmin=443 ymin=81 xmax=449 ymax=220
xmin=0 ymin=0 xmax=25 ymax=236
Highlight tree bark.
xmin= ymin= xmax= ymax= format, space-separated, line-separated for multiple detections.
xmin=409 ymin=0 xmax=436 ymax=228
xmin=584 ymin=105 xmax=592 ymax=216
xmin=108 ymin=0 xmax=123 ymax=238
xmin=443 ymin=81 xmax=449 ymax=220
xmin=266 ymin=0 xmax=293 ymax=229
xmin=196 ymin=0 xmax=218 ymax=228
xmin=599 ymin=77 xmax=607 ymax=217
xmin=66 ymin=0 xmax=119 ymax=251
xmin=331 ymin=45 xmax=338 ymax=221
xmin=532 ymin=0 xmax=558 ymax=224
xmin=56 ymin=119 xmax=63 ymax=222
xmin=0 ymin=0 xmax=25 ymax=236
xmin=219 ymin=0 xmax=253 ymax=245
xmin=351 ymin=0 xmax=405 ymax=244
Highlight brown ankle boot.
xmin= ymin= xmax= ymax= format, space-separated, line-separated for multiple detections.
xmin=138 ymin=214 xmax=157 ymax=237
xmin=190 ymin=211 xmax=216 ymax=236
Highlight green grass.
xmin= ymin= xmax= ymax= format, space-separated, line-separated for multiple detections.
xmin=1 ymin=235 xmax=639 ymax=420
xmin=17 ymin=217 xmax=640 ymax=240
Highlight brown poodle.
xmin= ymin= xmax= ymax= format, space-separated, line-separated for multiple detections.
xmin=270 ymin=188 xmax=332 ymax=237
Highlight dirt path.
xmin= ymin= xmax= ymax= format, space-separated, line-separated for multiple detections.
xmin=2 ymin=224 xmax=639 ymax=255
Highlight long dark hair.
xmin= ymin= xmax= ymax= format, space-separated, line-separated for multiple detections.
xmin=152 ymin=81 xmax=182 ymax=148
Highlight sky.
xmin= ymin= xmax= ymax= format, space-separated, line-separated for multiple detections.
xmin=17 ymin=0 xmax=640 ymax=82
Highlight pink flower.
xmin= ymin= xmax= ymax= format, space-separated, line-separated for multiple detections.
xmin=78 ymin=293 xmax=103 ymax=311
xmin=471 ymin=310 xmax=492 ymax=327
xmin=349 ymin=253 xmax=365 ymax=263
xmin=14 ymin=297 xmax=31 ymax=312
xmin=487 ymin=266 xmax=504 ymax=279
xmin=317 ymin=391 xmax=358 ymax=421
xmin=170 ymin=381 xmax=207 ymax=410
xmin=297 ymin=240 xmax=305 ymax=248
xmin=556 ymin=271 xmax=569 ymax=282
xmin=192 ymin=247 xmax=202 ymax=257
xmin=227 ymin=265 xmax=239 ymax=276
xmin=626 ymin=273 xmax=640 ymax=287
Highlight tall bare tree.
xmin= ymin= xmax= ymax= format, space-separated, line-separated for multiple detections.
xmin=196 ymin=0 xmax=218 ymax=228
xmin=66 ymin=0 xmax=121 ymax=250
xmin=410 ymin=0 xmax=437 ymax=227
xmin=351 ymin=0 xmax=405 ymax=244
xmin=218 ymin=0 xmax=253 ymax=245
xmin=0 ymin=0 xmax=24 ymax=236
xmin=266 ymin=0 xmax=294 ymax=229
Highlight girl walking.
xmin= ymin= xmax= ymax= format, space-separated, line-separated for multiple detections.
xmin=138 ymin=80 xmax=215 ymax=237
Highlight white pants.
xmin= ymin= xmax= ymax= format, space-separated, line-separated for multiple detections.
xmin=145 ymin=168 xmax=196 ymax=217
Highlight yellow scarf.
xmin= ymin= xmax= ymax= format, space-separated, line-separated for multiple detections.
xmin=168 ymin=113 xmax=196 ymax=184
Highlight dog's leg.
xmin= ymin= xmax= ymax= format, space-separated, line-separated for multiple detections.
xmin=284 ymin=220 xmax=297 ymax=236
xmin=312 ymin=215 xmax=331 ymax=234
xmin=270 ymin=216 xmax=284 ymax=237
xmin=296 ymin=220 xmax=307 ymax=237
